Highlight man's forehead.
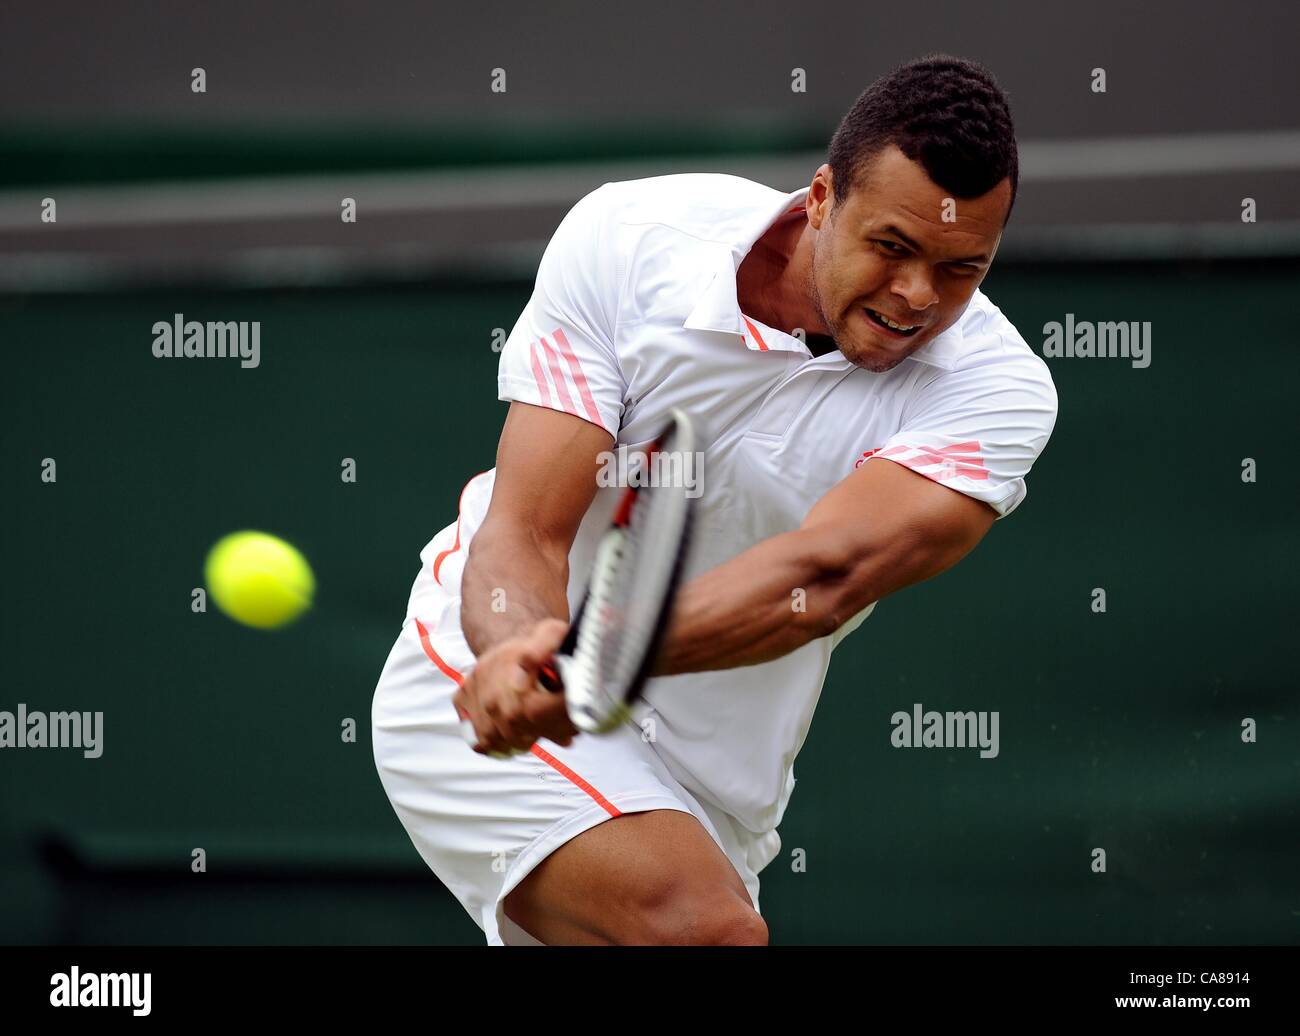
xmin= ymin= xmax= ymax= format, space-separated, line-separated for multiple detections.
xmin=841 ymin=147 xmax=1011 ymax=236
xmin=863 ymin=198 xmax=1003 ymax=235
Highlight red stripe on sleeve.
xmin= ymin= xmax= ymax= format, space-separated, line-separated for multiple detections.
xmin=538 ymin=336 xmax=579 ymax=416
xmin=551 ymin=328 xmax=606 ymax=428
xmin=529 ymin=342 xmax=554 ymax=407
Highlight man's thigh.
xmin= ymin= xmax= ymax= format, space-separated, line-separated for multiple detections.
xmin=503 ymin=807 xmax=763 ymax=945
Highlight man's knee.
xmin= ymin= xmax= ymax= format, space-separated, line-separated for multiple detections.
xmin=695 ymin=903 xmax=768 ymax=946
xmin=630 ymin=877 xmax=768 ymax=946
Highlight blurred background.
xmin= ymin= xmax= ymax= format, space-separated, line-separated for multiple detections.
xmin=1 ymin=0 xmax=1296 ymax=945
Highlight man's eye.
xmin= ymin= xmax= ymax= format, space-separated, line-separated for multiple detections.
xmin=875 ymin=240 xmax=906 ymax=254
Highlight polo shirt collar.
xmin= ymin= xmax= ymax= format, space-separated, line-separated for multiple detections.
xmin=683 ymin=186 xmax=811 ymax=353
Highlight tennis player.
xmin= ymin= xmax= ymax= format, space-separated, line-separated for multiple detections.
xmin=372 ymin=54 xmax=1057 ymax=945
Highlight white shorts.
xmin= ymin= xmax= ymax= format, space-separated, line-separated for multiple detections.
xmin=371 ymin=612 xmax=774 ymax=946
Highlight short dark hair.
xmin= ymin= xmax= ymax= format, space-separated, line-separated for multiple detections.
xmin=827 ymin=54 xmax=1019 ymax=221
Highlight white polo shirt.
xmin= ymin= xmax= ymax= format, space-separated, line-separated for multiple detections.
xmin=411 ymin=172 xmax=1057 ymax=838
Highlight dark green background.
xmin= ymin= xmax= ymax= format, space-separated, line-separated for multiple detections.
xmin=1 ymin=261 xmax=1295 ymax=945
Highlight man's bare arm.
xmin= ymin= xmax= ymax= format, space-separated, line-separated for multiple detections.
xmin=461 ymin=402 xmax=613 ymax=657
xmin=651 ymin=457 xmax=996 ymax=675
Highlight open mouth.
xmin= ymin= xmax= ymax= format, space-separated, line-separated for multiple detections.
xmin=863 ymin=306 xmax=922 ymax=338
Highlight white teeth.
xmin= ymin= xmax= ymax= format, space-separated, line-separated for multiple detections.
xmin=870 ymin=309 xmax=915 ymax=332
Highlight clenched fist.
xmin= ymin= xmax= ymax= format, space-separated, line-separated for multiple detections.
xmin=454 ymin=618 xmax=577 ymax=757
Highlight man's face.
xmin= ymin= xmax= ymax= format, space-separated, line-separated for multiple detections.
xmin=807 ymin=144 xmax=1012 ymax=372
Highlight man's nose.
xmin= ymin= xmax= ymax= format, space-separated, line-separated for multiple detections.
xmin=891 ymin=262 xmax=939 ymax=314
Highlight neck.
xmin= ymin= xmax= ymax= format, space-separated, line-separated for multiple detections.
xmin=737 ymin=215 xmax=816 ymax=336
xmin=804 ymin=333 xmax=838 ymax=357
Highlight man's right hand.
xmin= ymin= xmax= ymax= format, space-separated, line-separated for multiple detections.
xmin=454 ymin=617 xmax=578 ymax=756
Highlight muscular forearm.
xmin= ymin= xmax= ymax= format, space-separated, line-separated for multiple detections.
xmin=461 ymin=524 xmax=571 ymax=657
xmin=650 ymin=529 xmax=843 ymax=676
xmin=651 ymin=492 xmax=988 ymax=677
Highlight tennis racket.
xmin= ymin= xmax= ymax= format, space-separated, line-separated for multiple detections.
xmin=460 ymin=407 xmax=698 ymax=754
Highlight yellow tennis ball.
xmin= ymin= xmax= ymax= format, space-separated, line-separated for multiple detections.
xmin=204 ymin=531 xmax=315 ymax=630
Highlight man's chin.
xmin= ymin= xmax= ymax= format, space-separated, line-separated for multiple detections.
xmin=841 ymin=326 xmax=941 ymax=371
xmin=842 ymin=344 xmax=909 ymax=373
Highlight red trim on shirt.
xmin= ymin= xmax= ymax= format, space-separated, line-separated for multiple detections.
xmin=433 ymin=470 xmax=492 ymax=585
xmin=538 ymin=336 xmax=579 ymax=416
xmin=552 ymin=328 xmax=604 ymax=428
xmin=877 ymin=441 xmax=989 ymax=481
xmin=529 ymin=743 xmax=622 ymax=817
xmin=414 ymin=617 xmax=465 ymax=686
xmin=741 ymin=314 xmax=770 ymax=351
xmin=413 ymin=617 xmax=621 ymax=816
xmin=529 ymin=342 xmax=554 ymax=408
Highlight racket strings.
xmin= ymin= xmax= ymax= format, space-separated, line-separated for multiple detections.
xmin=568 ymin=422 xmax=693 ymax=726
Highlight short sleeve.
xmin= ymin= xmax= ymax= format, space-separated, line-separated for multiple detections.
xmin=874 ymin=351 xmax=1058 ymax=518
xmin=497 ymin=184 xmax=625 ymax=438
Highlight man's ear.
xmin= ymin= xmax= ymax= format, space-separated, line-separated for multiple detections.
xmin=808 ymin=166 xmax=835 ymax=230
